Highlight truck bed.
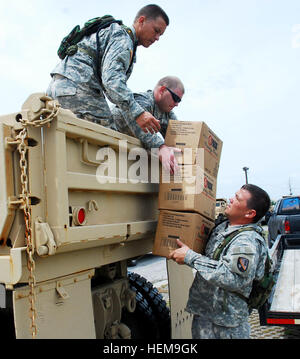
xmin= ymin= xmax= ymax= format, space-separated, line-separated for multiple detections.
xmin=270 ymin=249 xmax=300 ymax=313
xmin=267 ymin=248 xmax=300 ymax=325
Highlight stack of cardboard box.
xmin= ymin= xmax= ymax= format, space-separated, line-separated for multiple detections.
xmin=153 ymin=121 xmax=223 ymax=258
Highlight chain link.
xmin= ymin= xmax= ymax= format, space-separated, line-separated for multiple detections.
xmin=14 ymin=96 xmax=60 ymax=338
xmin=16 ymin=127 xmax=37 ymax=338
xmin=20 ymin=96 xmax=60 ymax=128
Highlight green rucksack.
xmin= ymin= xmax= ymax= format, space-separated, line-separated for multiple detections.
xmin=57 ymin=15 xmax=136 ymax=82
xmin=57 ymin=15 xmax=123 ymax=59
xmin=213 ymin=226 xmax=276 ymax=310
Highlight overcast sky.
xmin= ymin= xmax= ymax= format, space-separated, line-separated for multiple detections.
xmin=1 ymin=0 xmax=300 ymax=201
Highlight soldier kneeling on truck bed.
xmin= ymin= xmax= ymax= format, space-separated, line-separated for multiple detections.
xmin=47 ymin=4 xmax=168 ymax=133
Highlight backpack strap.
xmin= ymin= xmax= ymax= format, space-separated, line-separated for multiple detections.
xmin=212 ymin=225 xmax=266 ymax=304
xmin=121 ymin=26 xmax=137 ymax=72
xmin=95 ymin=24 xmax=136 ymax=83
xmin=212 ymin=226 xmax=261 ymax=261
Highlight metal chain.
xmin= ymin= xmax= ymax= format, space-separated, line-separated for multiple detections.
xmin=14 ymin=96 xmax=60 ymax=338
xmin=20 ymin=95 xmax=60 ymax=128
xmin=16 ymin=127 xmax=37 ymax=338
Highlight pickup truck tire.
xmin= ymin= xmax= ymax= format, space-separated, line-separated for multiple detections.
xmin=121 ymin=272 xmax=171 ymax=339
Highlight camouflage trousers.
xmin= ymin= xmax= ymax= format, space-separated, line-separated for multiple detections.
xmin=191 ymin=315 xmax=250 ymax=339
xmin=47 ymin=75 xmax=113 ymax=127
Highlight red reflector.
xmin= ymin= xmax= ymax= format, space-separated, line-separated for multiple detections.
xmin=284 ymin=220 xmax=291 ymax=233
xmin=77 ymin=208 xmax=86 ymax=224
xmin=267 ymin=318 xmax=295 ymax=325
xmin=72 ymin=207 xmax=86 ymax=226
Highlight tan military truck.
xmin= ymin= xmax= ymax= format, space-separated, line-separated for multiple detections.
xmin=0 ymin=93 xmax=194 ymax=339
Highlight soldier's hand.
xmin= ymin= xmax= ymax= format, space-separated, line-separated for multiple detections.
xmin=136 ymin=111 xmax=161 ymax=134
xmin=168 ymin=239 xmax=190 ymax=265
xmin=159 ymin=145 xmax=181 ymax=175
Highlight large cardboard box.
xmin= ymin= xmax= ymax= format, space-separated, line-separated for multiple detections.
xmin=165 ymin=120 xmax=223 ymax=178
xmin=159 ymin=165 xmax=217 ymax=221
xmin=153 ymin=210 xmax=215 ymax=258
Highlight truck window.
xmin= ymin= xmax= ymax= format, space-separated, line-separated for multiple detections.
xmin=273 ymin=200 xmax=280 ymax=213
xmin=279 ymin=197 xmax=300 ymax=215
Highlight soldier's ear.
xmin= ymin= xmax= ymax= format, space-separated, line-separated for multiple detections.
xmin=160 ymin=85 xmax=166 ymax=94
xmin=246 ymin=209 xmax=256 ymax=219
xmin=137 ymin=15 xmax=146 ymax=25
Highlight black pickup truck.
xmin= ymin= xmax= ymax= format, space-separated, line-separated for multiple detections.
xmin=266 ymin=196 xmax=300 ymax=247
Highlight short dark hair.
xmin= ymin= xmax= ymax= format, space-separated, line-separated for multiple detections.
xmin=156 ymin=76 xmax=185 ymax=93
xmin=241 ymin=184 xmax=271 ymax=223
xmin=134 ymin=4 xmax=169 ymax=26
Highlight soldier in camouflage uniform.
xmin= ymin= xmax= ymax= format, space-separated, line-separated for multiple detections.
xmin=47 ymin=4 xmax=168 ymax=134
xmin=110 ymin=76 xmax=184 ymax=174
xmin=169 ymin=184 xmax=271 ymax=339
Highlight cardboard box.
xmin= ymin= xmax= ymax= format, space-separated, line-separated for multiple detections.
xmin=165 ymin=121 xmax=223 ymax=178
xmin=153 ymin=210 xmax=215 ymax=258
xmin=159 ymin=165 xmax=217 ymax=221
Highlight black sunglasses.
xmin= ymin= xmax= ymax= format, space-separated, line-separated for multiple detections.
xmin=166 ymin=87 xmax=181 ymax=103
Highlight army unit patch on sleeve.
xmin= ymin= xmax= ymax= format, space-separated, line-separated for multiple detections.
xmin=237 ymin=257 xmax=249 ymax=272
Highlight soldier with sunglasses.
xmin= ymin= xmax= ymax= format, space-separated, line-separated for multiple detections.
xmin=110 ymin=76 xmax=184 ymax=174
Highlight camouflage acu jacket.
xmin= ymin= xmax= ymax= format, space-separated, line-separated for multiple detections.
xmin=110 ymin=90 xmax=178 ymax=149
xmin=184 ymin=220 xmax=268 ymax=327
xmin=47 ymin=23 xmax=144 ymax=123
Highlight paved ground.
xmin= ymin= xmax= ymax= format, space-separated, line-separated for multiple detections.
xmin=131 ymin=253 xmax=300 ymax=339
